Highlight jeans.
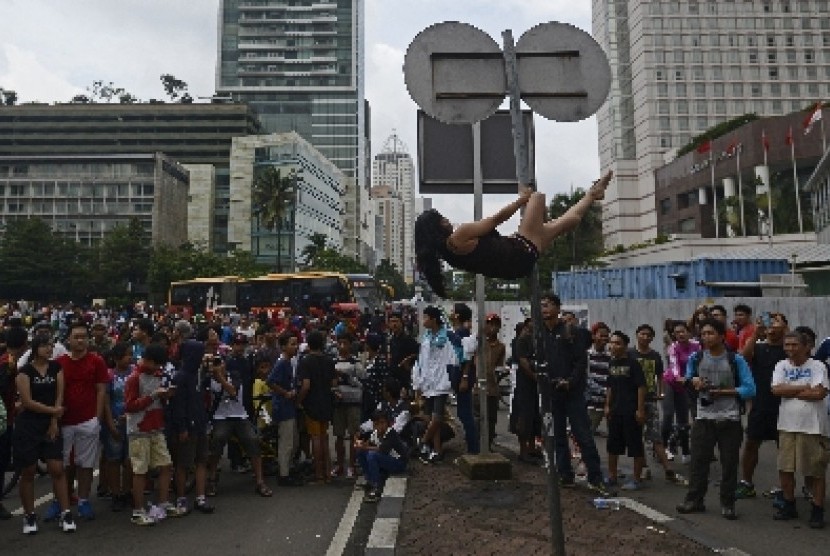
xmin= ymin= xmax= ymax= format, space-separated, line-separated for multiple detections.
xmin=685 ymin=419 xmax=743 ymax=507
xmin=661 ymin=387 xmax=690 ymax=455
xmin=455 ymin=389 xmax=480 ymax=454
xmin=551 ymin=392 xmax=603 ymax=485
xmin=357 ymin=450 xmax=407 ymax=488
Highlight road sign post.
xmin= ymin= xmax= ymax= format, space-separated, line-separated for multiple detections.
xmin=405 ymin=20 xmax=611 ymax=556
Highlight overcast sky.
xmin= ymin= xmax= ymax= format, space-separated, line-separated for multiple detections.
xmin=0 ymin=0 xmax=600 ymax=232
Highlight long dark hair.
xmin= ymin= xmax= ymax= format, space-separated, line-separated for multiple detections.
xmin=414 ymin=209 xmax=451 ymax=297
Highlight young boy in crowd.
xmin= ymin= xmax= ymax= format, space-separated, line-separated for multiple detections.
xmin=604 ymin=331 xmax=647 ymax=490
xmin=124 ymin=343 xmax=181 ymax=525
xmin=102 ymin=342 xmax=133 ymax=512
xmin=771 ymin=330 xmax=830 ymax=528
xmin=355 ymin=409 xmax=409 ymax=502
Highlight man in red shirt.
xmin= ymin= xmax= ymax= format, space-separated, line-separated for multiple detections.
xmin=733 ymin=304 xmax=756 ymax=351
xmin=709 ymin=305 xmax=739 ymax=352
xmin=56 ymin=321 xmax=109 ymax=521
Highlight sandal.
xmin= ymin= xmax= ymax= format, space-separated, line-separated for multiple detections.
xmin=255 ymin=483 xmax=273 ymax=497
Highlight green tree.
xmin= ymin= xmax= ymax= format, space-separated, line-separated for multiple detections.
xmin=373 ymin=259 xmax=410 ymax=300
xmin=252 ymin=166 xmax=296 ymax=272
xmin=300 ymin=232 xmax=328 ymax=268
xmin=160 ymin=74 xmax=188 ymax=101
xmin=98 ymin=218 xmax=151 ymax=298
xmin=307 ymin=248 xmax=368 ymax=274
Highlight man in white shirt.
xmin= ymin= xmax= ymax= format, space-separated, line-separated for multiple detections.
xmin=771 ymin=330 xmax=830 ymax=528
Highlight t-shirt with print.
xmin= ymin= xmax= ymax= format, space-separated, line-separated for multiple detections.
xmin=586 ymin=346 xmax=611 ymax=410
xmin=772 ymin=358 xmax=830 ymax=436
xmin=629 ymin=348 xmax=663 ymax=401
xmin=606 ymin=354 xmax=645 ymax=416
xmin=17 ymin=361 xmax=61 ymax=424
xmin=58 ymin=351 xmax=109 ymax=426
xmin=109 ymin=366 xmax=133 ymax=420
xmin=695 ymin=351 xmax=741 ymax=422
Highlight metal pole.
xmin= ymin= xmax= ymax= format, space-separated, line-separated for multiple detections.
xmin=765 ymin=146 xmax=773 ymax=247
xmin=791 ymin=134 xmax=804 ymax=234
xmin=737 ymin=146 xmax=745 ymax=236
xmin=503 ymin=28 xmax=566 ymax=556
xmin=473 ymin=121 xmax=490 ymax=455
xmin=711 ymin=152 xmax=718 ymax=239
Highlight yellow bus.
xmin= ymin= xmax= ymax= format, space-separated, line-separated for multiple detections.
xmin=167 ymin=276 xmax=242 ymax=318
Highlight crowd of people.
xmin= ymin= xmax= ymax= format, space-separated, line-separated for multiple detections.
xmin=0 ymin=294 xmax=829 ymax=537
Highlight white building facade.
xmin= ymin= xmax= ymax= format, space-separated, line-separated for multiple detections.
xmin=593 ymin=0 xmax=830 ymax=248
xmin=371 ymin=136 xmax=416 ymax=280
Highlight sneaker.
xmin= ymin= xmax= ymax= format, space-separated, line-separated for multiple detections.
xmin=330 ymin=465 xmax=343 ymax=478
xmin=721 ymin=506 xmax=738 ymax=520
xmin=665 ymin=450 xmax=675 ymax=461
xmin=365 ymin=488 xmax=381 ymax=503
xmin=809 ymin=503 xmax=825 ymax=529
xmin=194 ymin=497 xmax=215 ymax=514
xmin=147 ymin=504 xmax=167 ymax=522
xmin=345 ymin=467 xmax=355 ymax=479
xmin=22 ymin=513 xmax=38 ymax=535
xmin=161 ymin=501 xmax=185 ymax=518
xmin=640 ymin=467 xmax=652 ymax=481
xmin=773 ymin=500 xmax=798 ymax=520
xmin=427 ymin=451 xmax=443 ymax=464
xmin=588 ymin=481 xmax=615 ymax=497
xmin=111 ymin=494 xmax=128 ymax=513
xmin=44 ymin=499 xmax=62 ymax=522
xmin=621 ymin=480 xmax=642 ymax=491
xmin=131 ymin=510 xmax=156 ymax=526
xmin=665 ymin=471 xmax=688 ymax=486
xmin=676 ymin=500 xmax=706 ymax=514
xmin=77 ymin=499 xmax=95 ymax=521
xmin=59 ymin=511 xmax=76 ymax=533
xmin=206 ymin=479 xmax=218 ymax=497
xmin=735 ymin=480 xmax=756 ymax=499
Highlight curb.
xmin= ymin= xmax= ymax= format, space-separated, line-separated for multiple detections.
xmin=364 ymin=476 xmax=407 ymax=555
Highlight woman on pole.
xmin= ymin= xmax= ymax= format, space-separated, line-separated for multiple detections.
xmin=414 ymin=171 xmax=612 ymax=297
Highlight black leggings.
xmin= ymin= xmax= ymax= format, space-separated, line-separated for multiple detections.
xmin=661 ymin=387 xmax=690 ymax=456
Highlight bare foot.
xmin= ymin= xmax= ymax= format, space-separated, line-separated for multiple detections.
xmin=588 ymin=170 xmax=613 ymax=201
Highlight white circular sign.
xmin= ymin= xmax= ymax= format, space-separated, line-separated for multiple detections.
xmin=516 ymin=21 xmax=611 ymax=122
xmin=403 ymin=21 xmax=505 ymax=125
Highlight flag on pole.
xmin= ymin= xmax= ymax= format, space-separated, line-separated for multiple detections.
xmin=696 ymin=139 xmax=712 ymax=154
xmin=786 ymin=126 xmax=794 ymax=146
xmin=762 ymin=129 xmax=770 ymax=152
xmin=804 ymin=102 xmax=823 ymax=135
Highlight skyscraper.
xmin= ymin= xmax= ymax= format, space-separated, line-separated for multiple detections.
xmin=217 ymin=0 xmax=369 ymax=261
xmin=593 ymin=0 xmax=830 ymax=247
xmin=371 ymin=133 xmax=416 ymax=281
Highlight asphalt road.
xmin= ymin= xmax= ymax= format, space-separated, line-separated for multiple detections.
xmin=0 ymin=464 xmax=356 ymax=555
xmin=494 ymin=405 xmax=830 ymax=556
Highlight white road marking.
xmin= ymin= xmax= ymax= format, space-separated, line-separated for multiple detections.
xmin=615 ymin=497 xmax=675 ymax=524
xmin=366 ymin=517 xmax=400 ymax=549
xmin=10 ymin=469 xmax=100 ymax=517
xmin=382 ymin=477 xmax=406 ymax=498
xmin=325 ymin=487 xmax=364 ymax=556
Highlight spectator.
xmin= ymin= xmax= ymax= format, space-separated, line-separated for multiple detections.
xmin=510 ymin=319 xmax=542 ymax=464
xmin=101 ymin=342 xmax=133 ymax=513
xmin=0 ymin=324 xmax=27 ymax=520
xmin=480 ymin=313 xmax=506 ymax=449
xmin=663 ymin=321 xmax=699 ymax=461
xmin=296 ymin=330 xmax=337 ymax=483
xmin=586 ymin=322 xmax=612 ymax=435
xmin=771 ymin=330 xmax=829 ymax=528
xmin=355 ymin=410 xmax=409 ymax=502
xmin=450 ymin=303 xmax=478 ymax=455
xmin=331 ymin=335 xmax=364 ymax=478
xmin=677 ymin=319 xmax=755 ymax=520
xmin=267 ymin=333 xmax=302 ymax=487
xmin=733 ymin=304 xmax=756 ymax=351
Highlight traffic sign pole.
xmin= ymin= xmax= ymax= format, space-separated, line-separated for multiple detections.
xmin=503 ymin=29 xmax=566 ymax=556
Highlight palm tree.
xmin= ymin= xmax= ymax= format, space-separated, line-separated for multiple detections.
xmin=252 ymin=166 xmax=295 ymax=272
xmin=300 ymin=232 xmax=328 ymax=268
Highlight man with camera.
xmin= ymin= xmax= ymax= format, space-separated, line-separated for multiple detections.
xmin=206 ymin=334 xmax=272 ymax=497
xmin=677 ymin=319 xmax=755 ymax=520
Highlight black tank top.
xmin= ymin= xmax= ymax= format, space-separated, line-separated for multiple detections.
xmin=441 ymin=230 xmax=538 ymax=279
xmin=18 ymin=361 xmax=61 ymax=422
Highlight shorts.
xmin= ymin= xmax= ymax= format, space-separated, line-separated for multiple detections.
xmin=62 ymin=417 xmax=101 ymax=468
xmin=210 ymin=418 xmax=261 ymax=458
xmin=171 ymin=432 xmax=209 ymax=467
xmin=13 ymin=418 xmax=63 ymax=468
xmin=102 ymin=421 xmax=128 ymax=462
xmin=424 ymin=394 xmax=448 ymax=422
xmin=129 ymin=432 xmax=172 ymax=475
xmin=643 ymin=401 xmax=662 ymax=444
xmin=607 ymin=413 xmax=645 ymax=458
xmin=332 ymin=405 xmax=361 ymax=437
xmin=305 ymin=416 xmax=329 ymax=437
xmin=778 ymin=431 xmax=830 ymax=478
xmin=746 ymin=409 xmax=779 ymax=443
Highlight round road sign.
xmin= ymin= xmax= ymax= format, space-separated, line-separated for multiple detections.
xmin=403 ymin=21 xmax=505 ymax=125
xmin=516 ymin=21 xmax=611 ymax=122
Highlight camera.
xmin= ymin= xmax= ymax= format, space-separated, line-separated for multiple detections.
xmin=699 ymin=378 xmax=713 ymax=406
xmin=212 ymin=355 xmax=223 ymax=366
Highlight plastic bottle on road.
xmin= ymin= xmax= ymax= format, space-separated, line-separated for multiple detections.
xmin=592 ymin=498 xmax=621 ymax=510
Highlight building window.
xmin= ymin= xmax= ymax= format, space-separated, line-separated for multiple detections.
xmin=770 ymin=83 xmax=782 ymax=96
xmin=694 ymin=83 xmax=706 ymax=96
xmin=733 ymin=83 xmax=744 ymax=96
xmin=807 ymin=66 xmax=818 ymax=78
xmin=657 ymin=83 xmax=669 ymax=96
xmin=772 ymin=100 xmax=784 ymax=114
xmin=806 ymin=50 xmax=816 ymax=62
xmin=714 ymin=100 xmax=727 ymax=114
xmin=658 ymin=101 xmax=670 ymax=114
xmin=659 ymin=117 xmax=671 ymax=131
xmin=674 ymin=51 xmax=685 ymax=63
xmin=677 ymin=100 xmax=689 ymax=114
xmin=787 ymin=51 xmax=797 ymax=62
xmin=767 ymin=35 xmax=776 ymax=47
xmin=679 ymin=218 xmax=697 ymax=233
xmin=786 ymin=35 xmax=795 ymax=47
xmin=769 ymin=67 xmax=779 ymax=80
xmin=678 ymin=117 xmax=689 ymax=131
xmin=697 ymin=116 xmax=708 ymax=130
xmin=713 ymin=67 xmax=724 ymax=79
xmin=660 ymin=135 xmax=672 ymax=148
xmin=656 ymin=68 xmax=666 ymax=80
xmin=713 ymin=83 xmax=725 ymax=96
xmin=696 ymin=100 xmax=708 ymax=113
xmin=693 ymin=66 xmax=705 ymax=80
xmin=674 ymin=68 xmax=685 ymax=80
xmin=767 ymin=51 xmax=778 ymax=63
xmin=676 ymin=83 xmax=687 ymax=96
xmin=660 ymin=198 xmax=672 ymax=214
xmin=790 ymin=83 xmax=801 ymax=95
xmin=749 ymin=50 xmax=759 ymax=63
xmin=803 ymin=17 xmax=813 ymax=29
xmin=751 ymin=83 xmax=763 ymax=97
xmin=691 ymin=51 xmax=704 ymax=63
xmin=734 ymin=100 xmax=745 ymax=113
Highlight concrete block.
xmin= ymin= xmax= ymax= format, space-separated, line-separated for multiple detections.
xmin=456 ymin=453 xmax=512 ymax=480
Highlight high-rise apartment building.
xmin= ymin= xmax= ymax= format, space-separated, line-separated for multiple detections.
xmin=593 ymin=0 xmax=830 ymax=247
xmin=216 ymin=0 xmax=369 ymax=262
xmin=371 ymin=134 xmax=416 ymax=281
